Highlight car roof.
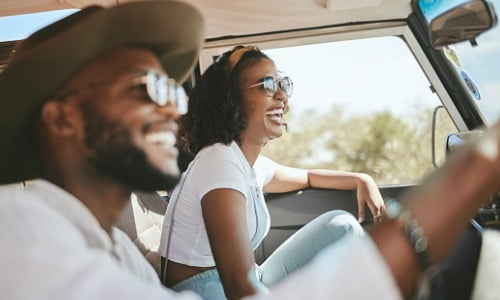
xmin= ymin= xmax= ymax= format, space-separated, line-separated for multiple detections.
xmin=0 ymin=0 xmax=413 ymax=39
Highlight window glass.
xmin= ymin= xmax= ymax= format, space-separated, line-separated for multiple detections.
xmin=261 ymin=36 xmax=456 ymax=184
xmin=443 ymin=0 xmax=500 ymax=126
xmin=0 ymin=9 xmax=78 ymax=42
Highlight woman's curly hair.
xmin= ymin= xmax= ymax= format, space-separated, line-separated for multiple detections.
xmin=179 ymin=45 xmax=270 ymax=155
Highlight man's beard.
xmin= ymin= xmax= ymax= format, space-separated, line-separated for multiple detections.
xmin=81 ymin=104 xmax=180 ymax=191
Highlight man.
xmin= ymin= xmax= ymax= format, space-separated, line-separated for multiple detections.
xmin=0 ymin=1 xmax=499 ymax=299
xmin=0 ymin=1 xmax=205 ymax=298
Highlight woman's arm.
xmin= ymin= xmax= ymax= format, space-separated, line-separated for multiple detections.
xmin=263 ymin=162 xmax=384 ymax=222
xmin=201 ymin=188 xmax=257 ymax=300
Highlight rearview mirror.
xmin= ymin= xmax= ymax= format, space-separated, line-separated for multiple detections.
xmin=417 ymin=0 xmax=498 ymax=48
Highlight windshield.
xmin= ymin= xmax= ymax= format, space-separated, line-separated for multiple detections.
xmin=0 ymin=9 xmax=77 ymax=42
xmin=445 ymin=0 xmax=500 ymax=126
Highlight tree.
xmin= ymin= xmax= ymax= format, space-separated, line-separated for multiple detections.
xmin=261 ymin=104 xmax=457 ymax=184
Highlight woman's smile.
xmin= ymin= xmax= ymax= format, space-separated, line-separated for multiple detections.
xmin=265 ymin=107 xmax=285 ymax=124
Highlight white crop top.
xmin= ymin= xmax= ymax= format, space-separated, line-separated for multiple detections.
xmin=159 ymin=141 xmax=274 ymax=267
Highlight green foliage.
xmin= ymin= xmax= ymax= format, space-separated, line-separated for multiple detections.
xmin=262 ymin=105 xmax=457 ymax=184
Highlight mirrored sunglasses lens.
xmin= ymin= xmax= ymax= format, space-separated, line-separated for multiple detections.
xmin=262 ymin=77 xmax=277 ymax=95
xmin=175 ymin=87 xmax=188 ymax=115
xmin=156 ymin=77 xmax=168 ymax=106
xmin=279 ymin=77 xmax=293 ymax=97
xmin=146 ymin=71 xmax=188 ymax=114
xmin=145 ymin=72 xmax=165 ymax=105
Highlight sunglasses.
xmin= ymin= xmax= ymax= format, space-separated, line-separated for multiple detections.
xmin=54 ymin=70 xmax=188 ymax=114
xmin=247 ymin=76 xmax=293 ymax=98
xmin=134 ymin=71 xmax=188 ymax=114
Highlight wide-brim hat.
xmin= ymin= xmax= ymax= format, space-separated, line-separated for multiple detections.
xmin=0 ymin=0 xmax=205 ymax=184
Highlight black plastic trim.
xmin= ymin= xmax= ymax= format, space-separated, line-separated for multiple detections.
xmin=406 ymin=13 xmax=485 ymax=130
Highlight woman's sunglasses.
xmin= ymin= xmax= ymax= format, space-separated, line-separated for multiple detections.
xmin=247 ymin=76 xmax=293 ymax=98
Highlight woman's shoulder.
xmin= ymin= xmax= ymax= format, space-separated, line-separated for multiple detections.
xmin=201 ymin=142 xmax=233 ymax=153
xmin=189 ymin=142 xmax=243 ymax=172
xmin=188 ymin=142 xmax=250 ymax=191
xmin=197 ymin=142 xmax=240 ymax=161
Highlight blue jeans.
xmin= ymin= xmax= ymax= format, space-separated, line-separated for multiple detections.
xmin=172 ymin=210 xmax=364 ymax=299
xmin=260 ymin=209 xmax=365 ymax=286
xmin=170 ymin=268 xmax=224 ymax=300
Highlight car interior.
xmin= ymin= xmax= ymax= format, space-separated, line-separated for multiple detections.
xmin=1 ymin=0 xmax=499 ymax=298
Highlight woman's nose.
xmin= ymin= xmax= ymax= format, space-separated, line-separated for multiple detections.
xmin=275 ymin=87 xmax=287 ymax=102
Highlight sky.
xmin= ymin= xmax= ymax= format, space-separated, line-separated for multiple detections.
xmin=262 ymin=26 xmax=500 ymax=124
xmin=0 ymin=9 xmax=77 ymax=41
xmin=263 ymin=37 xmax=441 ymax=119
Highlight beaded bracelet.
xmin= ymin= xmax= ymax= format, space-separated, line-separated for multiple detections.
xmin=385 ymin=198 xmax=441 ymax=299
xmin=385 ymin=198 xmax=432 ymax=270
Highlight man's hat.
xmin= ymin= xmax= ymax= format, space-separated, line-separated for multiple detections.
xmin=0 ymin=0 xmax=205 ymax=184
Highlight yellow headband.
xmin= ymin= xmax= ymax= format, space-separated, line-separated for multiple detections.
xmin=228 ymin=46 xmax=259 ymax=71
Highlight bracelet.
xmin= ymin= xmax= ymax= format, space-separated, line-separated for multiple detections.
xmin=386 ymin=198 xmax=442 ymax=299
xmin=385 ymin=198 xmax=433 ymax=271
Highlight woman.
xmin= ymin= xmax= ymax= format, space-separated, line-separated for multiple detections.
xmin=159 ymin=46 xmax=385 ymax=299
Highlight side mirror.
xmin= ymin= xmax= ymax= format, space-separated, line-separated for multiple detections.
xmin=445 ymin=130 xmax=484 ymax=157
xmin=431 ymin=105 xmax=459 ymax=169
xmin=417 ymin=0 xmax=498 ymax=48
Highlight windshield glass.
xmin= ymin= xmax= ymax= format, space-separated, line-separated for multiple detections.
xmin=0 ymin=9 xmax=77 ymax=42
xmin=445 ymin=0 xmax=500 ymax=125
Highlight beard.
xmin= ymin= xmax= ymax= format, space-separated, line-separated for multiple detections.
xmin=81 ymin=104 xmax=180 ymax=192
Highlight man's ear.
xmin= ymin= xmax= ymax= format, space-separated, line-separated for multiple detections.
xmin=39 ymin=100 xmax=80 ymax=137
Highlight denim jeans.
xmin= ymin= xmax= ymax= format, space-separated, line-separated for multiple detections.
xmin=172 ymin=210 xmax=364 ymax=299
xmin=260 ymin=210 xmax=365 ymax=286
xmin=171 ymin=268 xmax=224 ymax=300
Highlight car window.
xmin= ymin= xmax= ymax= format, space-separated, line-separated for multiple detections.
xmin=0 ymin=9 xmax=77 ymax=42
xmin=441 ymin=0 xmax=500 ymax=126
xmin=261 ymin=36 xmax=456 ymax=185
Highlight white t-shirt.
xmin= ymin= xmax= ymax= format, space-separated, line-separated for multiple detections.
xmin=160 ymin=141 xmax=273 ymax=267
xmin=0 ymin=179 xmax=199 ymax=300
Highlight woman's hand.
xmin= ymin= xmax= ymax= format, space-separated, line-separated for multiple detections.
xmin=355 ymin=173 xmax=385 ymax=224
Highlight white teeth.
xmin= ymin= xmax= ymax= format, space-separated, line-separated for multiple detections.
xmin=266 ymin=108 xmax=284 ymax=115
xmin=145 ymin=131 xmax=176 ymax=146
xmin=267 ymin=115 xmax=283 ymax=122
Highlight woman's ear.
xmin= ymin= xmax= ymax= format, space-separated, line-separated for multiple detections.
xmin=39 ymin=100 xmax=80 ymax=137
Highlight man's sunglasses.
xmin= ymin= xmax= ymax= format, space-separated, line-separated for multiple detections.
xmin=54 ymin=70 xmax=188 ymax=114
xmin=135 ymin=71 xmax=188 ymax=114
xmin=247 ymin=76 xmax=293 ymax=98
